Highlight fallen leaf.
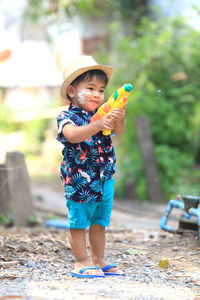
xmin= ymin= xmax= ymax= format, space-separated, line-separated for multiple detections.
xmin=158 ymin=258 xmax=169 ymax=268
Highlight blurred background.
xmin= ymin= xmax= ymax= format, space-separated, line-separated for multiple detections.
xmin=1 ymin=0 xmax=200 ymax=203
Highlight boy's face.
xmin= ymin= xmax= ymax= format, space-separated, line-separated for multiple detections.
xmin=69 ymin=76 xmax=105 ymax=111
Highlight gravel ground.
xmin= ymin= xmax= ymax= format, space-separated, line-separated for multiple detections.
xmin=0 ymin=220 xmax=200 ymax=299
xmin=0 ymin=185 xmax=200 ymax=300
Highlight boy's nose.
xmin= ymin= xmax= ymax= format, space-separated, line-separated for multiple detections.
xmin=94 ymin=91 xmax=100 ymax=97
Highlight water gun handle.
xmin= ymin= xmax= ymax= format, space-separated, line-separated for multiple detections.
xmin=103 ymin=129 xmax=112 ymax=136
xmin=103 ymin=129 xmax=111 ymax=136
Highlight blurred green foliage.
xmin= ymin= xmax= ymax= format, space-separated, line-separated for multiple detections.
xmin=24 ymin=0 xmax=147 ymax=21
xmin=108 ymin=16 xmax=200 ymax=200
xmin=0 ymin=214 xmax=12 ymax=227
xmin=21 ymin=118 xmax=51 ymax=155
xmin=0 ymin=104 xmax=18 ymax=133
xmin=0 ymin=104 xmax=51 ymax=155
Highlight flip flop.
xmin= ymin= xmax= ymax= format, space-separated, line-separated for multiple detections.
xmin=102 ymin=264 xmax=125 ymax=276
xmin=71 ymin=266 xmax=105 ymax=278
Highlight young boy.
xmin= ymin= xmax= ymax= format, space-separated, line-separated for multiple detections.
xmin=57 ymin=55 xmax=126 ymax=278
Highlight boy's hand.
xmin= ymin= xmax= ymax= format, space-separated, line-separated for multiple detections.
xmin=110 ymin=105 xmax=127 ymax=135
xmin=110 ymin=108 xmax=126 ymax=123
xmin=96 ymin=114 xmax=114 ymax=132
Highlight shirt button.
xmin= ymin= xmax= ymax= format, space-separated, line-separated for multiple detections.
xmin=98 ymin=140 xmax=101 ymax=144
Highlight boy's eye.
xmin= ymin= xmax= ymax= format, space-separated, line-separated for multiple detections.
xmin=87 ymin=87 xmax=104 ymax=93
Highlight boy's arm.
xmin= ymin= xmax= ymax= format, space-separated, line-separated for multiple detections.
xmin=63 ymin=114 xmax=114 ymax=143
xmin=110 ymin=108 xmax=126 ymax=135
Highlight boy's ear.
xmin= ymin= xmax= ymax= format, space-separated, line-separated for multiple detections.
xmin=66 ymin=85 xmax=75 ymax=98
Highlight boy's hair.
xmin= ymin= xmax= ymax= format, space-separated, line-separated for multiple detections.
xmin=67 ymin=69 xmax=108 ymax=101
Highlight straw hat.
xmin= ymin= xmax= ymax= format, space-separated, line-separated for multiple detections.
xmin=60 ymin=55 xmax=113 ymax=100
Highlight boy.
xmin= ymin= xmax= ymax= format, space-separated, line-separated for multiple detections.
xmin=57 ymin=56 xmax=126 ymax=278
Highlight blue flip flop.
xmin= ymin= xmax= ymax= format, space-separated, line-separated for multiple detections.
xmin=71 ymin=266 xmax=105 ymax=278
xmin=102 ymin=264 xmax=125 ymax=276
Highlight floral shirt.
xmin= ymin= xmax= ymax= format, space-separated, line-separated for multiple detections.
xmin=56 ymin=104 xmax=116 ymax=204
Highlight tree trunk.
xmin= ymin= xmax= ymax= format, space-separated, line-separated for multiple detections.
xmin=6 ymin=151 xmax=35 ymax=226
xmin=0 ymin=164 xmax=10 ymax=215
xmin=135 ymin=115 xmax=164 ymax=203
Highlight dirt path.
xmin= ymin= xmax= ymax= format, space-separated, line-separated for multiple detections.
xmin=0 ymin=184 xmax=200 ymax=300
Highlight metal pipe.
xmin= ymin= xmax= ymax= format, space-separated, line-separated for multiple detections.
xmin=160 ymin=197 xmax=200 ymax=245
xmin=160 ymin=199 xmax=184 ymax=233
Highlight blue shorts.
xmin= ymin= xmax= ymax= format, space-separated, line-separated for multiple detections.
xmin=66 ymin=178 xmax=115 ymax=229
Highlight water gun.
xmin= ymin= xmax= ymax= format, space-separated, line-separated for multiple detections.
xmin=90 ymin=83 xmax=133 ymax=135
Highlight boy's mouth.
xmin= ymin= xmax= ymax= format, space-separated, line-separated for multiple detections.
xmin=89 ymin=100 xmax=98 ymax=104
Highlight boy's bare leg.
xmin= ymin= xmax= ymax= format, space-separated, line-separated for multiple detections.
xmin=69 ymin=228 xmax=104 ymax=275
xmin=89 ymin=224 xmax=121 ymax=274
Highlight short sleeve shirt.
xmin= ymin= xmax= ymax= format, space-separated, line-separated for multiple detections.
xmin=56 ymin=104 xmax=116 ymax=204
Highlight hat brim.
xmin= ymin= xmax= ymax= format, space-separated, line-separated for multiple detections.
xmin=60 ymin=64 xmax=113 ymax=100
